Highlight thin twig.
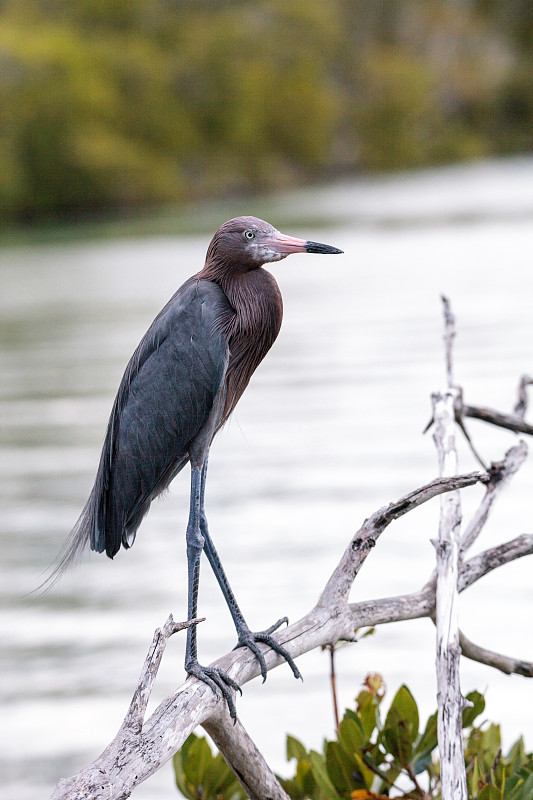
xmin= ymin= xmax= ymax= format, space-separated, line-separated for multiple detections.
xmin=441 ymin=294 xmax=456 ymax=389
xmin=455 ymin=413 xmax=488 ymax=469
xmin=328 ymin=645 xmax=341 ymax=732
xmin=405 ymin=763 xmax=432 ymax=800
xmin=460 ymin=441 xmax=527 ymax=554
xmin=514 ymin=374 xmax=533 ymax=418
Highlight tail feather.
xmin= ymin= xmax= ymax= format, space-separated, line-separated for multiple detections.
xmin=37 ymin=488 xmax=100 ymax=594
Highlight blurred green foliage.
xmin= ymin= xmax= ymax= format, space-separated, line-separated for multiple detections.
xmin=0 ymin=0 xmax=532 ymax=223
xmin=173 ymin=675 xmax=533 ymax=799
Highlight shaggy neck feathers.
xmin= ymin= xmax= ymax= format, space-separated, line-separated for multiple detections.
xmin=198 ymin=259 xmax=283 ymax=421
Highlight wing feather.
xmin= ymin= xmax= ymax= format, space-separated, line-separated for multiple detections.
xmin=61 ymin=278 xmax=231 ymax=568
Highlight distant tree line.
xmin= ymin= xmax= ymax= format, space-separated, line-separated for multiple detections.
xmin=0 ymin=0 xmax=532 ymax=223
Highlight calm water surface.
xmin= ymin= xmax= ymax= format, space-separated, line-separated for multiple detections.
xmin=2 ymin=159 xmax=533 ymax=799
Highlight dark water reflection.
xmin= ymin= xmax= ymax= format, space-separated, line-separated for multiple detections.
xmin=2 ymin=159 xmax=533 ymax=799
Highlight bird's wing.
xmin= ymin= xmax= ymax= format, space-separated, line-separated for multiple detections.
xmin=72 ymin=278 xmax=231 ymax=561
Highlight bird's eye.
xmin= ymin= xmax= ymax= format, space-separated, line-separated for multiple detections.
xmin=243 ymin=230 xmax=255 ymax=240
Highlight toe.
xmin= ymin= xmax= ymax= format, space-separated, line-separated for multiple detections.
xmin=257 ymin=616 xmax=289 ymax=637
xmin=255 ymin=634 xmax=302 ymax=681
xmin=186 ymin=663 xmax=241 ymax=721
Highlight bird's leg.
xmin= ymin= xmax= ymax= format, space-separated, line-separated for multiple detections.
xmin=198 ymin=459 xmax=301 ymax=683
xmin=184 ymin=466 xmax=241 ymax=720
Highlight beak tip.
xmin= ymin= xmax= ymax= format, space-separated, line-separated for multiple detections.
xmin=305 ymin=241 xmax=343 ymax=255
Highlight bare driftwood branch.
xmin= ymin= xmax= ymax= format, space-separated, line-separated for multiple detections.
xmin=459 ymin=630 xmax=533 ymax=678
xmin=51 ymin=616 xmax=204 ymax=800
xmin=50 ymin=472 xmax=497 ymax=800
xmin=318 ymin=471 xmax=487 ymax=611
xmin=202 ymin=711 xmax=290 ymax=800
xmin=347 ymin=533 xmax=533 ymax=630
xmin=458 ymin=533 xmax=533 ymax=590
xmin=462 ymin=403 xmax=533 ymax=436
xmin=441 ymin=294 xmax=456 ymax=388
xmin=432 ymin=386 xmax=468 ymax=800
xmin=460 ymin=441 xmax=527 ymax=553
xmin=49 ymin=297 xmax=533 ymax=800
xmin=49 ymin=480 xmax=533 ymax=799
xmin=434 ymin=295 xmax=468 ymax=799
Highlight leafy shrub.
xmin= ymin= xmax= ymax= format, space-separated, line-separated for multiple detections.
xmin=173 ymin=675 xmax=533 ymax=799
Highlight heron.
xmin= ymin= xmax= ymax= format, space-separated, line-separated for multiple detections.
xmin=59 ymin=216 xmax=343 ymax=718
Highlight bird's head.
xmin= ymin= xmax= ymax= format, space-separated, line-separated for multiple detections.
xmin=205 ymin=216 xmax=343 ymax=272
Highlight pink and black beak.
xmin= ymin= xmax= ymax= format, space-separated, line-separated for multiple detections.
xmin=266 ymin=231 xmax=343 ymax=256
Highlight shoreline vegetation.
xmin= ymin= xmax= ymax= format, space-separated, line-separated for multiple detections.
xmin=1 ymin=0 xmax=532 ymax=227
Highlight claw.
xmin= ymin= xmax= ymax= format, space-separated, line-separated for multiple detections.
xmin=186 ymin=661 xmax=241 ymax=722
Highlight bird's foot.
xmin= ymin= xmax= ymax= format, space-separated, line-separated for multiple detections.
xmin=234 ymin=617 xmax=302 ymax=683
xmin=185 ymin=660 xmax=241 ymax=722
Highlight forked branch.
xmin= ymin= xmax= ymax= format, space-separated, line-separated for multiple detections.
xmin=50 ymin=300 xmax=533 ymax=800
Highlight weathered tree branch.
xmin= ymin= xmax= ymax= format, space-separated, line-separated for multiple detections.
xmin=49 ymin=298 xmax=533 ymax=800
xmin=318 ymin=471 xmax=487 ymax=611
xmin=432 ymin=296 xmax=468 ymax=800
xmin=462 ymin=403 xmax=533 ymax=436
xmin=433 ymin=388 xmax=468 ymax=798
xmin=458 ymin=533 xmax=533 ymax=590
xmin=460 ymin=440 xmax=527 ymax=553
xmin=458 ymin=630 xmax=533 ymax=678
xmin=52 ymin=466 xmax=532 ymax=800
xmin=347 ymin=533 xmax=533 ymax=630
xmin=202 ymin=711 xmax=290 ymax=800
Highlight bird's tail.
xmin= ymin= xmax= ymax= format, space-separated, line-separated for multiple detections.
xmin=36 ymin=489 xmax=98 ymax=594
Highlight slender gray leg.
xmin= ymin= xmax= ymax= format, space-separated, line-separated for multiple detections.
xmin=198 ymin=457 xmax=302 ymax=682
xmin=184 ymin=465 xmax=240 ymax=720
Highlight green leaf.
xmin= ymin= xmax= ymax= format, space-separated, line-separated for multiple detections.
xmin=381 ymin=685 xmax=419 ymax=767
xmin=355 ymin=751 xmax=380 ymax=790
xmin=338 ymin=716 xmax=365 ymax=756
xmin=477 ymin=785 xmax=501 ymax=800
xmin=463 ymin=690 xmax=486 ymax=728
xmin=308 ymin=750 xmax=341 ymax=798
xmin=183 ymin=736 xmax=212 ymax=788
xmin=469 ymin=756 xmax=482 ymax=797
xmin=280 ymin=757 xmax=314 ymax=800
xmin=173 ymin=747 xmax=192 ymax=800
xmin=326 ymin=740 xmax=363 ymax=793
xmin=287 ymin=734 xmax=308 ymax=762
xmin=484 ymin=724 xmax=503 ymax=762
xmin=358 ymin=692 xmax=379 ymax=741
xmin=173 ymin=733 xmax=245 ymax=800
xmin=507 ymin=736 xmax=526 ymax=771
xmin=203 ymin=752 xmax=244 ymax=798
xmin=174 ymin=733 xmax=203 ymax=800
xmin=507 ymin=766 xmax=533 ymax=800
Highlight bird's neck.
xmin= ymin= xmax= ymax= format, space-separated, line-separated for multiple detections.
xmin=198 ymin=264 xmax=283 ymax=421
xmin=199 ymin=263 xmax=283 ymax=339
